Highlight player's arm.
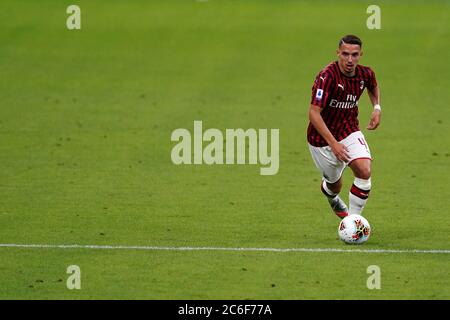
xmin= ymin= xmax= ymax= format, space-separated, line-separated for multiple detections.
xmin=309 ymin=104 xmax=350 ymax=162
xmin=367 ymin=84 xmax=381 ymax=130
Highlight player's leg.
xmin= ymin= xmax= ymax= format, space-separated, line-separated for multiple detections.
xmin=322 ymin=177 xmax=342 ymax=194
xmin=308 ymin=144 xmax=348 ymax=218
xmin=342 ymin=131 xmax=372 ymax=215
xmin=348 ymin=159 xmax=371 ymax=215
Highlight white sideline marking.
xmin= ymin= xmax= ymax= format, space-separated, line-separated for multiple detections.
xmin=0 ymin=243 xmax=449 ymax=254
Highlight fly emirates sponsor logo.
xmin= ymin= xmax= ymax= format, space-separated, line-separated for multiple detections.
xmin=329 ymin=94 xmax=358 ymax=109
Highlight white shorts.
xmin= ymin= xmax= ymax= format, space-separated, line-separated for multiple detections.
xmin=308 ymin=131 xmax=372 ymax=184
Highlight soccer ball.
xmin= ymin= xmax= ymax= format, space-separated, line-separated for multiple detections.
xmin=338 ymin=214 xmax=371 ymax=244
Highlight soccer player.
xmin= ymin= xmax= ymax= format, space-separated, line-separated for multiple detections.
xmin=307 ymin=35 xmax=381 ymax=218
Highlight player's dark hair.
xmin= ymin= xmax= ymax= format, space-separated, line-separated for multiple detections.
xmin=339 ymin=35 xmax=362 ymax=48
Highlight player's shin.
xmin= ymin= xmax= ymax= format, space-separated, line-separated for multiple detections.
xmin=348 ymin=177 xmax=371 ymax=215
xmin=321 ymin=180 xmax=338 ymax=198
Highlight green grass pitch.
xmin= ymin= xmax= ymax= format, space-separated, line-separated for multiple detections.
xmin=0 ymin=0 xmax=449 ymax=299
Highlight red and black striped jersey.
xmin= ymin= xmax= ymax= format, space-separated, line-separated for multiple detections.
xmin=307 ymin=61 xmax=378 ymax=147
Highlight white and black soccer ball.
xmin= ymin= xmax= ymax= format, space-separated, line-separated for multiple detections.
xmin=338 ymin=214 xmax=371 ymax=244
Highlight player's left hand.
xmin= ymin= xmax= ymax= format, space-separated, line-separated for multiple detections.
xmin=367 ymin=110 xmax=381 ymax=130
